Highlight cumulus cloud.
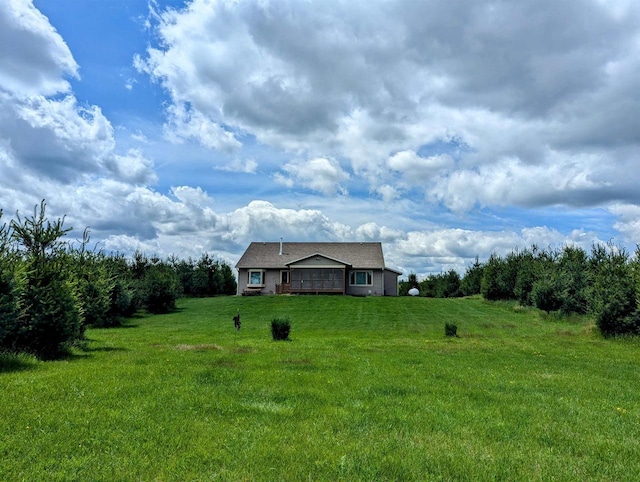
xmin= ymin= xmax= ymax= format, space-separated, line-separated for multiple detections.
xmin=355 ymin=222 xmax=404 ymax=243
xmin=388 ymin=225 xmax=602 ymax=276
xmin=388 ymin=150 xmax=454 ymax=183
xmin=137 ymin=0 xmax=640 ymax=211
xmin=0 ymin=0 xmax=161 ymax=199
xmin=163 ymin=103 xmax=241 ymax=152
xmin=0 ymin=94 xmax=115 ymax=182
xmin=220 ymin=200 xmax=351 ymax=243
xmin=1 ymin=0 xmax=638 ymax=279
xmin=375 ymin=184 xmax=402 ymax=203
xmin=276 ymin=158 xmax=350 ymax=195
xmin=610 ymin=203 xmax=640 ymax=244
xmin=0 ymin=0 xmax=78 ymax=96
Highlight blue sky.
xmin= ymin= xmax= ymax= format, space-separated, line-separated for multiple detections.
xmin=2 ymin=0 xmax=640 ymax=277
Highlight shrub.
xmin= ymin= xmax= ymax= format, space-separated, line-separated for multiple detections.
xmin=6 ymin=201 xmax=84 ymax=359
xmin=445 ymin=323 xmax=458 ymax=337
xmin=481 ymin=254 xmax=513 ymax=301
xmin=589 ymin=244 xmax=639 ymax=337
xmin=271 ymin=317 xmax=291 ymax=341
xmin=461 ymin=257 xmax=483 ymax=296
xmin=532 ymin=278 xmax=563 ymax=313
xmin=139 ymin=263 xmax=181 ymax=314
xmin=18 ymin=274 xmax=83 ymax=359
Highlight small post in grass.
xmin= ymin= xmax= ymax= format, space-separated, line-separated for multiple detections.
xmin=233 ymin=312 xmax=241 ymax=345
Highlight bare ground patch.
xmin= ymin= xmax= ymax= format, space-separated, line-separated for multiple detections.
xmin=175 ymin=344 xmax=223 ymax=351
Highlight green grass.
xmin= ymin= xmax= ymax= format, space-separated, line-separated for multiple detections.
xmin=1 ymin=296 xmax=639 ymax=481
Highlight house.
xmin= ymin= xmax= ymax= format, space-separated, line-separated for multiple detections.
xmin=235 ymin=241 xmax=401 ymax=296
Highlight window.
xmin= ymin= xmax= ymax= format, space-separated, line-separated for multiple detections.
xmin=350 ymin=270 xmax=373 ymax=286
xmin=248 ymin=270 xmax=265 ymax=286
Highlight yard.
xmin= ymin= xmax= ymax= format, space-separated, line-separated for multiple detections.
xmin=1 ymin=295 xmax=639 ymax=480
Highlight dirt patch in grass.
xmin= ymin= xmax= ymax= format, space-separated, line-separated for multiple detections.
xmin=282 ymin=358 xmax=313 ymax=365
xmin=232 ymin=346 xmax=255 ymax=354
xmin=554 ymin=330 xmax=577 ymax=337
xmin=175 ymin=344 xmax=223 ymax=351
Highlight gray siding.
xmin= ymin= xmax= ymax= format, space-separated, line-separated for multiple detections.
xmin=384 ymin=269 xmax=399 ymax=296
xmin=237 ymin=268 xmax=280 ymax=295
xmin=346 ymin=270 xmax=384 ymax=296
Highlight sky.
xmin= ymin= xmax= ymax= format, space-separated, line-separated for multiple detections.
xmin=1 ymin=0 xmax=640 ymax=278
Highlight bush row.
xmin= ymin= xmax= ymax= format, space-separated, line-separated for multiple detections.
xmin=0 ymin=202 xmax=237 ymax=359
xmin=401 ymin=244 xmax=640 ymax=337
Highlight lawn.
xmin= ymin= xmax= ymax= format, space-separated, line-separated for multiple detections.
xmin=1 ymin=295 xmax=639 ymax=481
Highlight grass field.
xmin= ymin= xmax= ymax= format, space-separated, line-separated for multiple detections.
xmin=1 ymin=295 xmax=639 ymax=481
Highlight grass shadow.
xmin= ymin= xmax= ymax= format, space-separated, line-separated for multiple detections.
xmin=114 ymin=323 xmax=140 ymax=329
xmin=0 ymin=352 xmax=38 ymax=373
xmin=81 ymin=346 xmax=129 ymax=353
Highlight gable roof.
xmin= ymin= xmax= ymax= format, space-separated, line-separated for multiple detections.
xmin=285 ymin=253 xmax=352 ymax=267
xmin=236 ymin=242 xmax=386 ymax=269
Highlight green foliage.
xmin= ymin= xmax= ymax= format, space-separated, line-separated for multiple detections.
xmin=219 ymin=262 xmax=238 ymax=295
xmin=271 ymin=317 xmax=291 ymax=340
xmin=532 ymin=277 xmax=563 ymax=313
xmin=69 ymin=230 xmax=118 ymax=328
xmin=0 ymin=202 xmax=237 ymax=358
xmin=0 ymin=212 xmax=22 ymax=347
xmin=589 ymin=244 xmax=638 ymax=336
xmin=139 ymin=262 xmax=181 ymax=314
xmin=478 ymin=243 xmax=639 ymax=336
xmin=513 ymin=248 xmax=541 ymax=306
xmin=557 ymin=245 xmax=589 ymax=315
xmin=445 ymin=322 xmax=458 ymax=337
xmin=19 ymin=272 xmax=83 ymax=359
xmin=168 ymin=252 xmax=237 ymax=297
xmin=420 ymin=270 xmax=461 ymax=298
xmin=104 ymin=254 xmax=136 ymax=319
xmin=461 ymin=257 xmax=483 ymax=296
xmin=2 ymin=201 xmax=83 ymax=359
xmin=481 ymin=254 xmax=512 ymax=300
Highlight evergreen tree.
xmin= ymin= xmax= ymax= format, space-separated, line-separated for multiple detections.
xmin=7 ymin=201 xmax=82 ymax=359
xmin=461 ymin=257 xmax=483 ymax=296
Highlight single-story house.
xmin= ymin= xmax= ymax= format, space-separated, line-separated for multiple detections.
xmin=235 ymin=241 xmax=401 ymax=296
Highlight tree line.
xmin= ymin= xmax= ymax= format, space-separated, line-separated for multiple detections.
xmin=0 ymin=202 xmax=237 ymax=359
xmin=399 ymin=244 xmax=640 ymax=337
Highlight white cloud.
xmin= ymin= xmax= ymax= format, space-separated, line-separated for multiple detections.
xmin=215 ymin=158 xmax=258 ymax=174
xmin=221 ymin=200 xmax=351 ymax=244
xmin=171 ymin=185 xmax=213 ymax=207
xmin=388 ymin=225 xmax=602 ymax=276
xmin=277 ymin=157 xmax=350 ymax=195
xmin=388 ymin=150 xmax=454 ymax=183
xmin=0 ymin=93 xmax=114 ymax=182
xmin=429 ymin=153 xmax=616 ymax=213
xmin=0 ymin=0 xmax=78 ymax=96
xmin=105 ymin=149 xmax=157 ymax=185
xmin=137 ymin=0 xmax=640 ymax=213
xmin=163 ymin=103 xmax=241 ymax=152
xmin=2 ymin=0 xmax=639 ymax=280
xmin=610 ymin=203 xmax=640 ymax=244
xmin=375 ymin=184 xmax=402 ymax=203
xmin=355 ymin=222 xmax=404 ymax=242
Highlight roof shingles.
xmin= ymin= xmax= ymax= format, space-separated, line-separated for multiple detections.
xmin=235 ymin=242 xmax=386 ymax=269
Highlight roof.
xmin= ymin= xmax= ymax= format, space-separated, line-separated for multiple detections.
xmin=236 ymin=242 xmax=387 ymax=269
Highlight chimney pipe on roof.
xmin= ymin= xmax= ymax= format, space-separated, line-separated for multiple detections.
xmin=279 ymin=237 xmax=283 ymax=255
